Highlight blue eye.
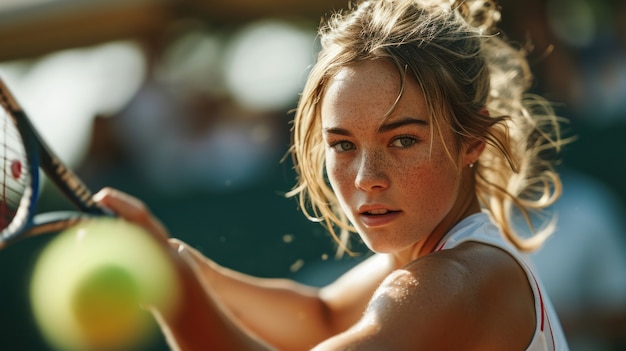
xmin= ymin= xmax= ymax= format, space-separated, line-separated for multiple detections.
xmin=330 ymin=140 xmax=356 ymax=152
xmin=390 ymin=136 xmax=418 ymax=148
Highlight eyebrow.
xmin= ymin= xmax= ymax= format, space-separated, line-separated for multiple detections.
xmin=377 ymin=117 xmax=428 ymax=133
xmin=323 ymin=117 xmax=429 ymax=136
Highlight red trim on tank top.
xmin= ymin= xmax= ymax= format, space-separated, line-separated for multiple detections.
xmin=526 ymin=267 xmax=556 ymax=350
xmin=438 ymin=240 xmax=557 ymax=350
xmin=435 ymin=240 xmax=448 ymax=251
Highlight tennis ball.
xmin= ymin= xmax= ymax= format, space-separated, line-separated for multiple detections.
xmin=30 ymin=218 xmax=180 ymax=351
xmin=70 ymin=265 xmax=148 ymax=350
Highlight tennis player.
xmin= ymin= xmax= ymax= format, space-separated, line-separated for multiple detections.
xmin=96 ymin=0 xmax=570 ymax=349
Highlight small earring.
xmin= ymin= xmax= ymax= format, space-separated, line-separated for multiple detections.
xmin=469 ymin=163 xmax=474 ymax=168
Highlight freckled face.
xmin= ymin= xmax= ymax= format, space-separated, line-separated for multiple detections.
xmin=321 ymin=60 xmax=464 ymax=255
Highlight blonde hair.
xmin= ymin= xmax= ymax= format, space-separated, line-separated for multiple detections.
xmin=288 ymin=0 xmax=567 ymax=253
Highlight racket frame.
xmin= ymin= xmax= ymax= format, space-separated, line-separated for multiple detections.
xmin=0 ymin=78 xmax=108 ymax=248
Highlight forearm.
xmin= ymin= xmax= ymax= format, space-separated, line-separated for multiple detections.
xmin=154 ymin=246 xmax=276 ymax=351
xmin=214 ymin=273 xmax=335 ymax=350
xmin=176 ymin=240 xmax=337 ymax=350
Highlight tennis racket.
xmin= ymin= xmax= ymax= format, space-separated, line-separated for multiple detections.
xmin=0 ymin=77 xmax=110 ymax=249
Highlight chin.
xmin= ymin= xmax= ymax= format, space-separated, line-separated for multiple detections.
xmin=359 ymin=233 xmax=419 ymax=256
xmin=362 ymin=239 xmax=405 ymax=255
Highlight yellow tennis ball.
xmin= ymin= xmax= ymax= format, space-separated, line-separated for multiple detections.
xmin=30 ymin=217 xmax=180 ymax=351
xmin=70 ymin=264 xmax=148 ymax=350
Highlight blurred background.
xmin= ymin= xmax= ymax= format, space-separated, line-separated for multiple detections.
xmin=0 ymin=0 xmax=624 ymax=350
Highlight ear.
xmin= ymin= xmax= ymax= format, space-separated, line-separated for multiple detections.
xmin=462 ymin=108 xmax=489 ymax=167
xmin=463 ymin=138 xmax=486 ymax=167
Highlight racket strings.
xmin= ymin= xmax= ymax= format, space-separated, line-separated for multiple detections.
xmin=0 ymin=106 xmax=30 ymax=231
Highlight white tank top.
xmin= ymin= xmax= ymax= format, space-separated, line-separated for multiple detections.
xmin=435 ymin=212 xmax=569 ymax=351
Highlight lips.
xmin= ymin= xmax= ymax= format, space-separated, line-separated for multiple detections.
xmin=365 ymin=208 xmax=391 ymax=215
xmin=358 ymin=206 xmax=401 ymax=227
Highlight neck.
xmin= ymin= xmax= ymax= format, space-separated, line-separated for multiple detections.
xmin=392 ymin=168 xmax=480 ymax=268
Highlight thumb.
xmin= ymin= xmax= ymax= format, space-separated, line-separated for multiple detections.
xmin=93 ymin=187 xmax=170 ymax=244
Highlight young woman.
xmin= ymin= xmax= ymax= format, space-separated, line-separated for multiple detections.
xmin=96 ymin=0 xmax=569 ymax=349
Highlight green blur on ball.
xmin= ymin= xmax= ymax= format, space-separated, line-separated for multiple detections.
xmin=30 ymin=218 xmax=180 ymax=351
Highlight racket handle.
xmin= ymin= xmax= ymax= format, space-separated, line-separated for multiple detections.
xmin=2 ymin=211 xmax=114 ymax=248
xmin=29 ymin=212 xmax=107 ymax=235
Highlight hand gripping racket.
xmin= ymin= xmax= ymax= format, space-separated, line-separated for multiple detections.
xmin=0 ymin=78 xmax=109 ymax=249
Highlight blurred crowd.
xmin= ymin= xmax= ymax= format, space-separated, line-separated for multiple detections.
xmin=0 ymin=0 xmax=625 ymax=350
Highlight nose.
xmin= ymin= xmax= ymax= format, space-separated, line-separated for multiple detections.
xmin=354 ymin=150 xmax=390 ymax=191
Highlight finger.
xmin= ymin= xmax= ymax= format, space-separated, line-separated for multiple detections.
xmin=169 ymin=240 xmax=207 ymax=271
xmin=93 ymin=187 xmax=171 ymax=243
xmin=93 ymin=187 xmax=144 ymax=216
xmin=169 ymin=239 xmax=217 ymax=284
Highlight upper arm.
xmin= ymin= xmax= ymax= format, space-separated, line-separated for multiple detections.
xmin=318 ymin=254 xmax=395 ymax=333
xmin=313 ymin=243 xmax=536 ymax=350
xmin=315 ymin=256 xmax=483 ymax=350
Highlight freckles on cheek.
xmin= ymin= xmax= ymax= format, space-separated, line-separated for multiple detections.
xmin=406 ymin=162 xmax=458 ymax=213
xmin=327 ymin=163 xmax=356 ymax=222
xmin=325 ymin=157 xmax=338 ymax=184
xmin=326 ymin=159 xmax=346 ymax=193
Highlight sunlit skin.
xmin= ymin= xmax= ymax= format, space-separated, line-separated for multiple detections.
xmin=92 ymin=61 xmax=536 ymax=351
xmin=322 ymin=59 xmax=484 ymax=267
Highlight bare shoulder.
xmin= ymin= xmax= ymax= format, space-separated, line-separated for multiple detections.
xmin=315 ymin=242 xmax=536 ymax=350
xmin=382 ymin=242 xmax=535 ymax=349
